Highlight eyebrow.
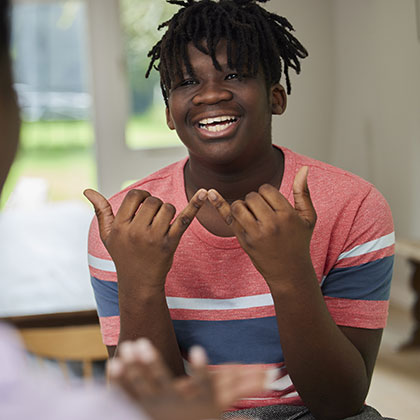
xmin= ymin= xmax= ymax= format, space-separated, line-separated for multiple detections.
xmin=181 ymin=60 xmax=237 ymax=77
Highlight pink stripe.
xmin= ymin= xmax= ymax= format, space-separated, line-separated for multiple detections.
xmin=325 ymin=297 xmax=389 ymax=329
xmin=230 ymin=394 xmax=303 ymax=410
xmin=99 ymin=316 xmax=120 ymax=346
xmin=169 ymin=306 xmax=276 ymax=321
xmin=334 ymin=245 xmax=394 ymax=269
xmin=89 ymin=267 xmax=117 ymax=282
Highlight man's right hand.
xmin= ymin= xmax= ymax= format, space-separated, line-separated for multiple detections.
xmin=84 ymin=188 xmax=208 ymax=298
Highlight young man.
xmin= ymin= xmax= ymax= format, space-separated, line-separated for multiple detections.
xmin=0 ymin=1 xmax=264 ymax=419
xmin=86 ymin=1 xmax=395 ymax=419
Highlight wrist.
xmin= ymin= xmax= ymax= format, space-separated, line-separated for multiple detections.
xmin=117 ymin=270 xmax=166 ymax=297
xmin=119 ymin=284 xmax=166 ymax=303
xmin=264 ymin=261 xmax=318 ymax=294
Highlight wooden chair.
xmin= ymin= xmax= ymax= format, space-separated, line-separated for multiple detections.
xmin=18 ymin=324 xmax=108 ymax=380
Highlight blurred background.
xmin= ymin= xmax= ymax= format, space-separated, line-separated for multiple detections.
xmin=1 ymin=1 xmax=419 ymax=418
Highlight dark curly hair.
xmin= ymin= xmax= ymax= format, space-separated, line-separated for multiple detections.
xmin=146 ymin=0 xmax=308 ymax=105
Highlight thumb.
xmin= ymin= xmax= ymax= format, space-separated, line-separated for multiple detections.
xmin=293 ymin=166 xmax=316 ymax=228
xmin=84 ymin=188 xmax=115 ymax=242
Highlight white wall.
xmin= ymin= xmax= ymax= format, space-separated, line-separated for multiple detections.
xmin=331 ymin=0 xmax=420 ymax=240
xmin=331 ymin=0 xmax=420 ymax=307
xmin=268 ymin=1 xmax=420 ymax=308
xmin=267 ymin=0 xmax=334 ymax=162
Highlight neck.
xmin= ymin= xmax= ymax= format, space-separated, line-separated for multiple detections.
xmin=185 ymin=146 xmax=284 ymax=202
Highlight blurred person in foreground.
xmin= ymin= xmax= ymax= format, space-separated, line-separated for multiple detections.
xmin=0 ymin=2 xmax=265 ymax=419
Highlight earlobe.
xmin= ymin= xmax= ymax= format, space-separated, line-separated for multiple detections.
xmin=271 ymin=84 xmax=287 ymax=115
xmin=166 ymin=107 xmax=175 ymax=130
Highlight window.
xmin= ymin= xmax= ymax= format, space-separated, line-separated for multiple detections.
xmin=120 ymin=0 xmax=181 ymax=149
xmin=3 ymin=0 xmax=96 ymax=207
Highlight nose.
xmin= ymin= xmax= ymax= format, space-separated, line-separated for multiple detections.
xmin=192 ymin=82 xmax=233 ymax=105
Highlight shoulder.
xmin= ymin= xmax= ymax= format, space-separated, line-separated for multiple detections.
xmin=289 ymin=149 xmax=372 ymax=194
xmin=283 ymin=147 xmax=390 ymax=216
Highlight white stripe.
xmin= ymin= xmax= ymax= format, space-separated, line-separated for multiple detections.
xmin=337 ymin=232 xmax=395 ymax=261
xmin=166 ymin=293 xmax=274 ymax=311
xmin=268 ymin=373 xmax=293 ymax=391
xmin=87 ymin=255 xmax=274 ymax=311
xmin=88 ymin=254 xmax=116 ymax=272
xmin=280 ymin=391 xmax=299 ymax=399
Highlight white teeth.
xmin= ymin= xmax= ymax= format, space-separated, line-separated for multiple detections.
xmin=198 ymin=115 xmax=237 ymax=125
xmin=204 ymin=122 xmax=233 ymax=132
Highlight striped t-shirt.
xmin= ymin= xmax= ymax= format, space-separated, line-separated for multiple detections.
xmin=88 ymin=146 xmax=394 ymax=409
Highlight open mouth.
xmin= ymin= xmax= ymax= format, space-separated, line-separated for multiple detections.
xmin=197 ymin=115 xmax=239 ymax=133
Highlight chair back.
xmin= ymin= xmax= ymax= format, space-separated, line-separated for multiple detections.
xmin=18 ymin=324 xmax=108 ymax=379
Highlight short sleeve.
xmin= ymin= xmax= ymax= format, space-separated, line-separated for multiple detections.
xmin=88 ymin=216 xmax=120 ymax=346
xmin=321 ymin=186 xmax=395 ymax=329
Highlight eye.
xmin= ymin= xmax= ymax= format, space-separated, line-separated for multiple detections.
xmin=225 ymin=73 xmax=239 ymax=81
xmin=179 ymin=78 xmax=198 ymax=87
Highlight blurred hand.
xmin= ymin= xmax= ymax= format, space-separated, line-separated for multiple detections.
xmin=108 ymin=338 xmax=266 ymax=420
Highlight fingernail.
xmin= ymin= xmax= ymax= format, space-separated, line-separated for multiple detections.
xmin=198 ymin=189 xmax=207 ymax=201
xmin=135 ymin=338 xmax=156 ymax=363
xmin=119 ymin=342 xmax=136 ymax=362
xmin=226 ymin=215 xmax=233 ymax=225
xmin=107 ymin=359 xmax=122 ymax=377
xmin=208 ymin=191 xmax=217 ymax=201
xmin=189 ymin=346 xmax=208 ymax=365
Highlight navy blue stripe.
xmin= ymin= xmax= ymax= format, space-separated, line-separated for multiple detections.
xmin=91 ymin=276 xmax=120 ymax=317
xmin=173 ymin=317 xmax=283 ymax=365
xmin=322 ymin=256 xmax=394 ymax=301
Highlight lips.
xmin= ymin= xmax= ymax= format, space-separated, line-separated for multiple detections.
xmin=193 ymin=114 xmax=241 ymax=138
xmin=198 ymin=115 xmax=238 ymax=131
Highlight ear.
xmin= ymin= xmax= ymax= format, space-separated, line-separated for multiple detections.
xmin=165 ymin=107 xmax=175 ymax=130
xmin=270 ymin=83 xmax=287 ymax=115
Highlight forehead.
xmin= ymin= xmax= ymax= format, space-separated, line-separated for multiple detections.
xmin=184 ymin=40 xmax=233 ymax=73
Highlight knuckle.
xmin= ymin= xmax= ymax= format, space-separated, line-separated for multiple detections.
xmin=264 ymin=222 xmax=280 ymax=236
xmin=145 ymin=196 xmax=163 ymax=207
xmin=191 ymin=199 xmax=201 ymax=210
xmin=180 ymin=215 xmax=191 ymax=227
xmin=126 ymin=189 xmax=145 ymax=199
xmin=231 ymin=200 xmax=243 ymax=212
xmin=162 ymin=202 xmax=176 ymax=214
xmin=245 ymin=191 xmax=258 ymax=201
xmin=214 ymin=200 xmax=225 ymax=210
xmin=127 ymin=228 xmax=139 ymax=242
xmin=110 ymin=225 xmax=121 ymax=236
xmin=94 ymin=207 xmax=104 ymax=219
xmin=258 ymin=183 xmax=273 ymax=194
xmin=125 ymin=189 xmax=137 ymax=199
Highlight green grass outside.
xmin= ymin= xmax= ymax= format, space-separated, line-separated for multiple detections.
xmin=126 ymin=105 xmax=181 ymax=149
xmin=1 ymin=106 xmax=182 ymax=208
xmin=1 ymin=147 xmax=97 ymax=208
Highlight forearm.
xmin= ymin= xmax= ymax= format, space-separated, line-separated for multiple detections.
xmin=118 ymin=283 xmax=185 ymax=376
xmin=268 ymin=266 xmax=368 ymax=420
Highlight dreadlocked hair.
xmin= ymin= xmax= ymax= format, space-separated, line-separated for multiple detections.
xmin=146 ymin=0 xmax=308 ymax=105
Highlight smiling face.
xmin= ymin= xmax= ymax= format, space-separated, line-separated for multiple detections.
xmin=165 ymin=41 xmax=286 ymax=171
